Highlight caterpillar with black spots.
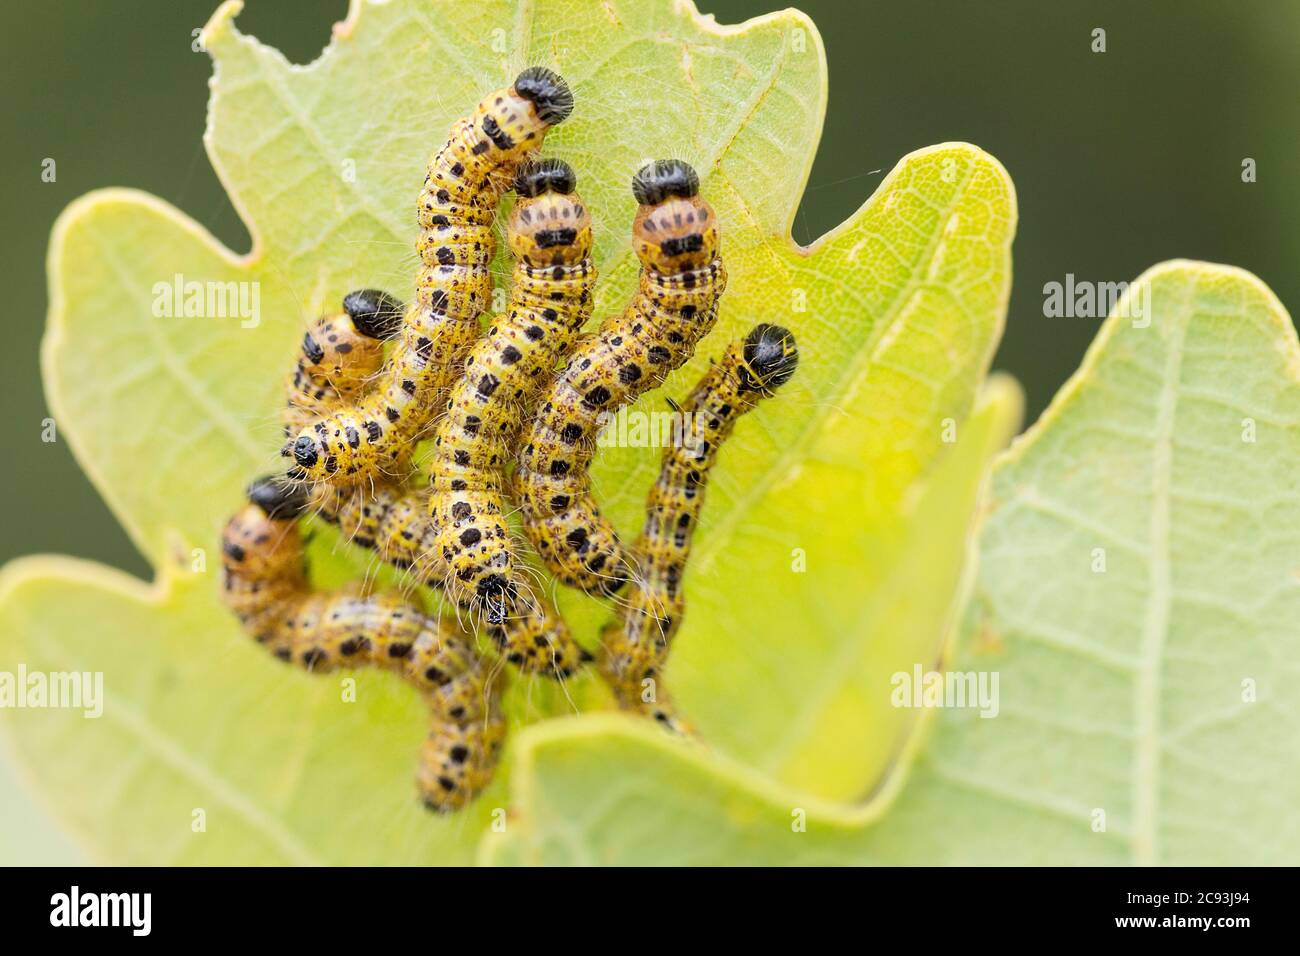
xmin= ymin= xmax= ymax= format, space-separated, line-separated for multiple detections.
xmin=286 ymin=67 xmax=574 ymax=488
xmin=220 ymin=477 xmax=505 ymax=812
xmin=516 ymin=159 xmax=727 ymax=596
xmin=598 ymin=324 xmax=799 ymax=731
xmin=287 ymin=291 xmax=587 ymax=677
xmin=282 ymin=289 xmax=405 ymax=439
xmin=428 ymin=158 xmax=597 ymax=623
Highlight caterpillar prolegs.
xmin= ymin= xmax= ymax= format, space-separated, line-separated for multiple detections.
xmin=288 ymin=292 xmax=587 ymax=677
xmin=599 ymin=325 xmax=799 ymax=730
xmin=287 ymin=67 xmax=574 ymax=488
xmin=516 ymin=160 xmax=727 ymax=596
xmin=220 ymin=478 xmax=505 ymax=812
xmin=429 ymin=159 xmax=597 ymax=618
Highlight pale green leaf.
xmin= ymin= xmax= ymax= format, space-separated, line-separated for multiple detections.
xmin=483 ymin=262 xmax=1300 ymax=865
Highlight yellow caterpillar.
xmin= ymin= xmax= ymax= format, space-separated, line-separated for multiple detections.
xmin=598 ymin=325 xmax=799 ymax=731
xmin=428 ymin=158 xmax=596 ymax=621
xmin=284 ymin=294 xmax=587 ymax=678
xmin=221 ymin=477 xmax=505 ymax=812
xmin=287 ymin=67 xmax=574 ymax=487
xmin=516 ymin=159 xmax=727 ymax=596
xmin=282 ymin=289 xmax=405 ymax=438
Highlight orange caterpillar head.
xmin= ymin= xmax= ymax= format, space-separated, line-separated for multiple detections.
xmin=631 ymin=159 xmax=720 ymax=273
xmin=300 ymin=289 xmax=405 ymax=392
xmin=507 ymin=158 xmax=593 ymax=267
xmin=478 ymin=67 xmax=575 ymax=165
xmin=221 ymin=476 xmax=309 ymax=580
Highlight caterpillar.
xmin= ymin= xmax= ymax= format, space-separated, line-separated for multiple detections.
xmin=284 ymin=295 xmax=587 ymax=678
xmin=286 ymin=67 xmax=575 ymax=487
xmin=598 ymin=324 xmax=799 ymax=730
xmin=428 ymin=158 xmax=597 ymax=621
xmin=220 ymin=476 xmax=506 ymax=812
xmin=282 ymin=289 xmax=406 ymax=438
xmin=516 ymin=159 xmax=727 ymax=596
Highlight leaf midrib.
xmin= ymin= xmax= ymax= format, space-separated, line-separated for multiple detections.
xmin=1132 ymin=279 xmax=1189 ymax=867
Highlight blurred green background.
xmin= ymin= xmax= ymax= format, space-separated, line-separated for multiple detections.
xmin=0 ymin=0 xmax=1296 ymax=862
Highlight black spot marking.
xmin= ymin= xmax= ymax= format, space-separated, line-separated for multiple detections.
xmin=302 ymin=332 xmax=324 ymax=364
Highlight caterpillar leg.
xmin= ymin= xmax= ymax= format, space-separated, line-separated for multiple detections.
xmin=517 ymin=159 xmax=728 ymax=596
xmin=598 ymin=325 xmax=799 ymax=731
xmin=287 ymin=68 xmax=574 ymax=489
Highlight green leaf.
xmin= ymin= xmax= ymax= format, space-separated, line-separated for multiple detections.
xmin=0 ymin=558 xmax=499 ymax=864
xmin=3 ymin=0 xmax=1015 ymax=862
xmin=483 ymin=262 xmax=1300 ymax=865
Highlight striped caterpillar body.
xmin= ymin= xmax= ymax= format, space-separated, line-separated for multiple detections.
xmin=221 ymin=477 xmax=505 ymax=812
xmin=516 ymin=159 xmax=727 ymax=596
xmin=287 ymin=67 xmax=574 ymax=487
xmin=284 ymin=296 xmax=587 ymax=678
xmin=282 ymin=289 xmax=405 ymax=438
xmin=598 ymin=325 xmax=799 ymax=731
xmin=429 ymin=159 xmax=596 ymax=618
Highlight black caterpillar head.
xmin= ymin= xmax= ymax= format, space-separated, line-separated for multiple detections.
xmin=291 ymin=435 xmax=319 ymax=470
xmin=514 ymin=67 xmax=574 ymax=125
xmin=515 ymin=157 xmax=576 ymax=197
xmin=632 ymin=159 xmax=700 ymax=205
xmin=739 ymin=324 xmax=799 ymax=394
xmin=343 ymin=289 xmax=405 ymax=340
xmin=247 ymin=475 xmax=308 ymax=520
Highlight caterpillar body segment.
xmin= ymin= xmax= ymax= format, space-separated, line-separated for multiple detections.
xmin=282 ymin=289 xmax=405 ymax=439
xmin=219 ymin=477 xmax=505 ymax=813
xmin=516 ymin=160 xmax=727 ymax=596
xmin=429 ymin=159 xmax=597 ymax=610
xmin=287 ymin=68 xmax=575 ymax=488
xmin=310 ymin=481 xmax=435 ymax=569
xmin=598 ymin=325 xmax=799 ymax=731
xmin=484 ymin=594 xmax=591 ymax=676
xmin=417 ymin=719 xmax=508 ymax=808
